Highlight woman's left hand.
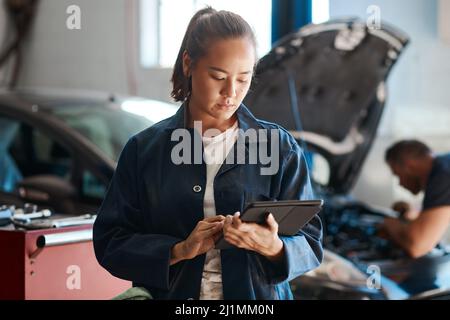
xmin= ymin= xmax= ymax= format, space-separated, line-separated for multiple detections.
xmin=222 ymin=212 xmax=284 ymax=262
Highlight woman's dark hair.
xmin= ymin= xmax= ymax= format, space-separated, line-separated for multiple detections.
xmin=171 ymin=7 xmax=257 ymax=102
xmin=385 ymin=140 xmax=432 ymax=165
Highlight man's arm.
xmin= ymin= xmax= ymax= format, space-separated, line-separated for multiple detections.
xmin=383 ymin=205 xmax=450 ymax=258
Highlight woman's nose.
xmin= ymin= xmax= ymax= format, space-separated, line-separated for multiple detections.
xmin=221 ymin=80 xmax=237 ymax=98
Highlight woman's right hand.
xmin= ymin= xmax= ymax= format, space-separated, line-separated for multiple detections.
xmin=170 ymin=216 xmax=225 ymax=265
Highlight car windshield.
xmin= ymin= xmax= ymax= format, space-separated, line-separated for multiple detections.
xmin=49 ymin=99 xmax=178 ymax=161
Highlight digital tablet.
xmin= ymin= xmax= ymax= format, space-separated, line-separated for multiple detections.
xmin=215 ymin=199 xmax=323 ymax=250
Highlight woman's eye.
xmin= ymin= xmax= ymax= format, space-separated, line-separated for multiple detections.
xmin=211 ymin=75 xmax=249 ymax=83
xmin=212 ymin=75 xmax=225 ymax=81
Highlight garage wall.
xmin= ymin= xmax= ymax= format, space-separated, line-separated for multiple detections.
xmin=17 ymin=0 xmax=129 ymax=94
xmin=330 ymin=0 xmax=450 ymax=209
xmin=15 ymin=0 xmax=173 ymax=102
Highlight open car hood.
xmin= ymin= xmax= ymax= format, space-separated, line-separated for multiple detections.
xmin=244 ymin=18 xmax=409 ymax=194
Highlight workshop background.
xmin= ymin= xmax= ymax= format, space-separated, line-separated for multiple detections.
xmin=2 ymin=0 xmax=449 ymax=209
xmin=1 ymin=0 xmax=450 ymax=300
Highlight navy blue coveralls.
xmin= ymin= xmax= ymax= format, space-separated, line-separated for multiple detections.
xmin=93 ymin=103 xmax=323 ymax=300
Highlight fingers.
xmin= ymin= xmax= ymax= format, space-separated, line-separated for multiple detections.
xmin=224 ymin=212 xmax=240 ymax=226
xmin=192 ymin=223 xmax=223 ymax=243
xmin=194 ymin=221 xmax=223 ymax=241
xmin=206 ymin=221 xmax=224 ymax=233
xmin=224 ymin=229 xmax=257 ymax=250
xmin=224 ymin=232 xmax=245 ymax=248
xmin=266 ymin=213 xmax=278 ymax=233
xmin=224 ymin=219 xmax=262 ymax=249
xmin=225 ymin=215 xmax=233 ymax=226
xmin=223 ymin=212 xmax=242 ymax=228
xmin=197 ymin=215 xmax=226 ymax=231
xmin=197 ymin=221 xmax=222 ymax=231
xmin=232 ymin=212 xmax=242 ymax=227
xmin=222 ymin=212 xmax=280 ymax=253
xmin=213 ymin=230 xmax=224 ymax=242
xmin=224 ymin=212 xmax=259 ymax=233
xmin=204 ymin=215 xmax=226 ymax=223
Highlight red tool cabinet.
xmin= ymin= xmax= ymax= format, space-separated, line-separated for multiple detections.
xmin=0 ymin=224 xmax=131 ymax=300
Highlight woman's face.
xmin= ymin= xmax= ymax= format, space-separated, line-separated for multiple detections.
xmin=184 ymin=38 xmax=256 ymax=125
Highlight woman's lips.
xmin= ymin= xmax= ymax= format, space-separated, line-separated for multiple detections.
xmin=217 ymin=103 xmax=235 ymax=109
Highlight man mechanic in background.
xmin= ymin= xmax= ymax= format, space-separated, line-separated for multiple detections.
xmin=381 ymin=140 xmax=450 ymax=258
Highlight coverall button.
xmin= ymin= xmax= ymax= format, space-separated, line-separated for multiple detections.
xmin=193 ymin=185 xmax=202 ymax=193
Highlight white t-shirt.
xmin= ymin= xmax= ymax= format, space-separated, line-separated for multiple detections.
xmin=199 ymin=121 xmax=239 ymax=300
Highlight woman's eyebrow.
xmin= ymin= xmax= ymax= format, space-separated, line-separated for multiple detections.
xmin=208 ymin=66 xmax=252 ymax=75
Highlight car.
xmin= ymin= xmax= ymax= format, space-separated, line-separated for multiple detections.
xmin=244 ymin=18 xmax=450 ymax=299
xmin=0 ymin=88 xmax=178 ymax=217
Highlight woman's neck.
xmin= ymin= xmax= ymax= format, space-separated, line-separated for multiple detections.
xmin=187 ymin=102 xmax=237 ymax=135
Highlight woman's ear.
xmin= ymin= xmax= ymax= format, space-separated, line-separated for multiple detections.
xmin=182 ymin=51 xmax=191 ymax=77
